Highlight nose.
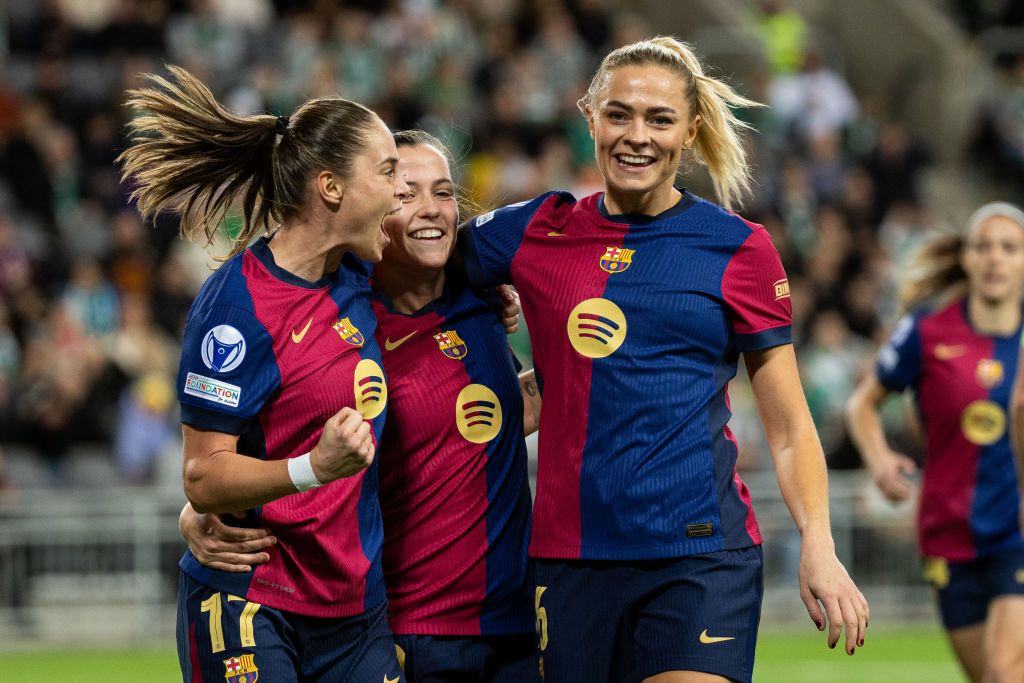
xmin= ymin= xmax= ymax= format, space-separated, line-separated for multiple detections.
xmin=624 ymin=118 xmax=650 ymax=147
xmin=418 ymin=192 xmax=441 ymax=218
xmin=394 ymin=174 xmax=410 ymax=197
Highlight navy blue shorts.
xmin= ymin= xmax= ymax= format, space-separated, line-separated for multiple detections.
xmin=176 ymin=572 xmax=404 ymax=682
xmin=533 ymin=546 xmax=763 ymax=683
xmin=393 ymin=632 xmax=539 ymax=683
xmin=923 ymin=548 xmax=1024 ymax=630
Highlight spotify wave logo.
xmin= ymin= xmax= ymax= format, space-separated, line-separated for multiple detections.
xmin=567 ymin=298 xmax=628 ymax=358
xmin=456 ymin=384 xmax=502 ymax=443
xmin=353 ymin=359 xmax=387 ymax=419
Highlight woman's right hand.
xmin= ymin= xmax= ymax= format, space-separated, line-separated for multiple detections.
xmin=310 ymin=407 xmax=376 ymax=482
xmin=869 ymin=450 xmax=917 ymax=502
xmin=179 ymin=503 xmax=276 ymax=573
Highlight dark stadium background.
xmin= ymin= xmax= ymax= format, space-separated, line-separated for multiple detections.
xmin=0 ymin=0 xmax=1021 ymax=680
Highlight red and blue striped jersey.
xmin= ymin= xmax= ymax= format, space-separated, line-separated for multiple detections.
xmin=462 ymin=190 xmax=792 ymax=560
xmin=176 ymin=237 xmax=388 ymax=618
xmin=876 ymin=298 xmax=1024 ymax=561
xmin=371 ymin=272 xmax=533 ymax=636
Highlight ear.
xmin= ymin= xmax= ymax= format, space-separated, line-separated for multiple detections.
xmin=583 ymin=105 xmax=596 ymax=140
xmin=315 ymin=170 xmax=344 ymax=209
xmin=685 ymin=114 xmax=702 ymax=150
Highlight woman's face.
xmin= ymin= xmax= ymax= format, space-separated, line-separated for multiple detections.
xmin=962 ymin=215 xmax=1024 ymax=305
xmin=588 ymin=64 xmax=700 ymax=205
xmin=338 ymin=120 xmax=408 ymax=263
xmin=380 ymin=144 xmax=459 ymax=272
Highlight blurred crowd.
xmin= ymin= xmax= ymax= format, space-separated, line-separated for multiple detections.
xmin=0 ymin=0 xmax=1020 ymax=488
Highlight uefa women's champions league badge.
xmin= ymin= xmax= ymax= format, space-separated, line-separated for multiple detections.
xmin=201 ymin=325 xmax=247 ymax=373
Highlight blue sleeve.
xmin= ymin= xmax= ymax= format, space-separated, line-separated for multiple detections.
xmin=875 ymin=313 xmax=923 ymax=392
xmin=177 ymin=303 xmax=282 ymax=434
xmin=460 ymin=192 xmax=567 ymax=288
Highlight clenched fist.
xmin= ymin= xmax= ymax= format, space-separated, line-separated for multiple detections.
xmin=310 ymin=407 xmax=375 ymax=482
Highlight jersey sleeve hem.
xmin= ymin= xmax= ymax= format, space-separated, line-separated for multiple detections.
xmin=735 ymin=325 xmax=793 ymax=352
xmin=181 ymin=404 xmax=252 ymax=435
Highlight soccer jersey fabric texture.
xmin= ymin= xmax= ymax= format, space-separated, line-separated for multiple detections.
xmin=176 ymin=237 xmax=388 ymax=617
xmin=462 ymin=190 xmax=792 ymax=560
xmin=372 ymin=272 xmax=533 ymax=636
xmin=876 ymin=298 xmax=1024 ymax=562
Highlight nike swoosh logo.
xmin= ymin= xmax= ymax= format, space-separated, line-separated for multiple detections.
xmin=291 ymin=318 xmax=313 ymax=344
xmin=699 ymin=629 xmax=735 ymax=644
xmin=934 ymin=343 xmax=966 ymax=360
xmin=384 ymin=676 xmax=400 ymax=683
xmin=384 ymin=331 xmax=418 ymax=351
xmin=546 ymin=231 xmax=567 ymax=237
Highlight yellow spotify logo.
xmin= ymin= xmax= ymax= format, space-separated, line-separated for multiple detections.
xmin=456 ymin=384 xmax=502 ymax=443
xmin=960 ymin=399 xmax=1005 ymax=446
xmin=353 ymin=359 xmax=387 ymax=419
xmin=567 ymin=298 xmax=627 ymax=358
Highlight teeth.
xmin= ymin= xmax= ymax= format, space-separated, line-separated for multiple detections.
xmin=618 ymin=154 xmax=654 ymax=164
xmin=411 ymin=229 xmax=443 ymax=239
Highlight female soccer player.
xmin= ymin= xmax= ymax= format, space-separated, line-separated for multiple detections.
xmin=847 ymin=202 xmax=1024 ymax=683
xmin=458 ymin=36 xmax=868 ymax=682
xmin=118 ymin=66 xmax=408 ymax=682
xmin=181 ymin=131 xmax=542 ymax=682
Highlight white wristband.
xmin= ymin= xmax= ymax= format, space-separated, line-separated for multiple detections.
xmin=288 ymin=452 xmax=323 ymax=492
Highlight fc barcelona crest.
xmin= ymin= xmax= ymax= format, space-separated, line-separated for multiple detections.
xmin=224 ymin=654 xmax=258 ymax=683
xmin=333 ymin=317 xmax=365 ymax=347
xmin=434 ymin=330 xmax=468 ymax=360
xmin=599 ymin=246 xmax=635 ymax=274
xmin=976 ymin=358 xmax=1004 ymax=389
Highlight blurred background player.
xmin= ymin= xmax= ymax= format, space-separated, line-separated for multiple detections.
xmin=181 ymin=131 xmax=541 ymax=681
xmin=118 ymin=66 xmax=408 ymax=682
xmin=847 ymin=202 xmax=1024 ymax=683
xmin=458 ymin=36 xmax=868 ymax=683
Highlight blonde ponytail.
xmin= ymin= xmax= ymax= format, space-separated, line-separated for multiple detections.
xmin=898 ymin=202 xmax=1024 ymax=311
xmin=579 ymin=36 xmax=764 ymax=210
xmin=898 ymin=235 xmax=966 ymax=312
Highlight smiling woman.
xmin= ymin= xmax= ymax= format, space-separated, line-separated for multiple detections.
xmin=457 ymin=35 xmax=869 ymax=683
xmin=117 ymin=66 xmax=408 ymax=682
xmin=848 ymin=202 xmax=1024 ymax=683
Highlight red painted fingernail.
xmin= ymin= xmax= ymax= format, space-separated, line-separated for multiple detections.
xmin=858 ymin=638 xmax=864 ymax=646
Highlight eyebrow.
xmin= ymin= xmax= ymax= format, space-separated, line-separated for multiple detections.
xmin=605 ymin=100 xmax=678 ymax=115
xmin=404 ymin=179 xmax=454 ymax=189
xmin=380 ymin=156 xmax=399 ymax=168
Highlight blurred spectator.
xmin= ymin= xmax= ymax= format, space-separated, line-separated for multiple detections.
xmin=768 ymin=50 xmax=859 ymax=146
xmin=864 ymin=122 xmax=931 ymax=224
xmin=61 ymin=256 xmax=119 ymax=337
xmin=113 ymin=371 xmax=177 ymax=484
xmin=750 ymin=0 xmax=808 ymax=76
xmin=0 ymin=0 xmax=1006 ymax=489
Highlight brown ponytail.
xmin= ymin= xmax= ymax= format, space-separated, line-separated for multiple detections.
xmin=118 ymin=65 xmax=380 ymax=258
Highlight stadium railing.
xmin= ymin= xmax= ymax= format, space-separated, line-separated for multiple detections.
xmin=0 ymin=469 xmax=933 ymax=647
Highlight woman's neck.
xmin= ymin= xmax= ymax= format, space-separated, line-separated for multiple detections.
xmin=373 ymin=263 xmax=445 ymax=314
xmin=603 ymin=184 xmax=681 ymax=216
xmin=267 ymin=220 xmax=344 ymax=282
xmin=967 ymin=292 xmax=1021 ymax=336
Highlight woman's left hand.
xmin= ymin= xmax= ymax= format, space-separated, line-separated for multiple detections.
xmin=798 ymin=536 xmax=869 ymax=655
xmin=179 ymin=503 xmax=276 ymax=573
xmin=498 ymin=285 xmax=520 ymax=334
